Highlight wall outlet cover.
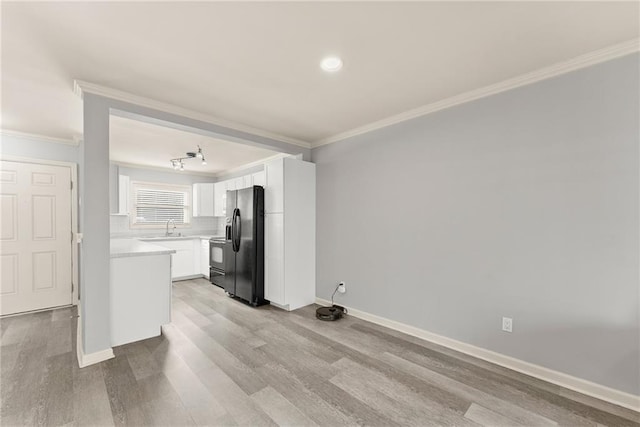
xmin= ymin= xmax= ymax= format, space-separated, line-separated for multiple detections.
xmin=502 ymin=317 xmax=513 ymax=333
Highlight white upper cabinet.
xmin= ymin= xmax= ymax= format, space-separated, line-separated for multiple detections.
xmin=264 ymin=158 xmax=284 ymax=213
xmin=252 ymin=170 xmax=265 ymax=187
xmin=243 ymin=175 xmax=253 ymax=189
xmin=193 ymin=183 xmax=215 ymax=217
xmin=233 ymin=176 xmax=244 ymax=190
xmin=212 ymin=169 xmax=266 ymax=217
xmin=213 ymin=181 xmax=226 ymax=217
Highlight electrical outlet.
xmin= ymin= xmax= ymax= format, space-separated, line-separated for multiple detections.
xmin=337 ymin=281 xmax=346 ymax=293
xmin=502 ymin=317 xmax=513 ymax=333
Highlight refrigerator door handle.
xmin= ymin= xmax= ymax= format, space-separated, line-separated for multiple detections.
xmin=231 ymin=208 xmax=238 ymax=252
xmin=235 ymin=209 xmax=241 ymax=252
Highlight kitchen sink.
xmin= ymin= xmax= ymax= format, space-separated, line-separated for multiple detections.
xmin=138 ymin=235 xmax=195 ymax=241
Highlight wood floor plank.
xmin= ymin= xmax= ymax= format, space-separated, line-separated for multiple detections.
xmin=144 ymin=334 xmax=229 ymax=426
xmin=101 ymin=353 xmax=154 ymax=426
xmin=202 ymin=321 xmax=270 ymax=370
xmin=169 ymin=308 xmax=269 ymax=395
xmin=465 ymin=403 xmax=526 ymax=427
xmin=331 ymin=356 xmax=478 ymax=426
xmin=251 ymin=386 xmax=317 ymax=427
xmin=72 ymin=363 xmax=115 ymax=427
xmin=208 ymin=312 xmax=267 ymax=349
xmin=350 ymin=321 xmax=637 ymax=427
xmin=380 ymin=351 xmax=557 ymax=426
xmin=1 ymin=343 xmax=48 ymax=424
xmin=255 ymin=361 xmax=360 ymax=426
xmin=34 ymin=352 xmax=74 ymax=426
xmin=198 ymin=365 xmax=278 ymax=427
xmin=273 ymin=310 xmax=472 ymax=414
xmin=143 ymin=394 xmax=196 ymax=427
xmin=1 ymin=279 xmax=637 ymax=427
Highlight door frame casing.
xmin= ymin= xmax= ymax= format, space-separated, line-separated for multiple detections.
xmin=1 ymin=155 xmax=79 ymax=307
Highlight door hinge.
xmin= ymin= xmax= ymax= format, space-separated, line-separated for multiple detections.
xmin=70 ymin=181 xmax=73 ymax=190
xmin=71 ymin=283 xmax=74 ymax=293
xmin=71 ymin=231 xmax=74 ymax=243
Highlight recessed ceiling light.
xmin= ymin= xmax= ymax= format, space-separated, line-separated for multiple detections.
xmin=320 ymin=56 xmax=343 ymax=72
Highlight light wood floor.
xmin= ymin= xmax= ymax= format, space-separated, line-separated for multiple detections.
xmin=1 ymin=278 xmax=638 ymax=426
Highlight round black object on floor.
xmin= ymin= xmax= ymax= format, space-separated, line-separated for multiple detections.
xmin=316 ymin=305 xmax=344 ymax=321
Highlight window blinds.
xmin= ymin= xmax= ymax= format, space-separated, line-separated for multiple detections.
xmin=133 ymin=187 xmax=188 ymax=224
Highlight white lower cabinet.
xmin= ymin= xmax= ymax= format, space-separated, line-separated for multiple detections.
xmin=265 ymin=213 xmax=285 ymax=305
xmin=200 ymin=238 xmax=209 ymax=277
xmin=264 ymin=158 xmax=315 ymax=311
xmin=110 ymin=253 xmax=171 ymax=346
xmin=146 ymin=239 xmax=199 ymax=280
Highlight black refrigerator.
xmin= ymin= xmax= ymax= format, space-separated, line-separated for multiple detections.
xmin=224 ymin=186 xmax=267 ymax=306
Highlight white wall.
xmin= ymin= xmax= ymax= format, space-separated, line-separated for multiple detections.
xmin=311 ymin=53 xmax=639 ymax=395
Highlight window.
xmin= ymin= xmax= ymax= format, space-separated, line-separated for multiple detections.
xmin=130 ymin=181 xmax=191 ymax=227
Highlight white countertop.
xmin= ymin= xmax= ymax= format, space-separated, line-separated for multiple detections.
xmin=138 ymin=235 xmax=223 ymax=242
xmin=110 ymin=239 xmax=177 ymax=258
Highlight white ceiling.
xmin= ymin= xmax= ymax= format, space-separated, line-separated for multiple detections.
xmin=2 ymin=2 xmax=638 ymax=146
xmin=109 ymin=115 xmax=280 ymax=175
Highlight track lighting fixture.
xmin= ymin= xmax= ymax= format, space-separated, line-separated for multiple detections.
xmin=170 ymin=146 xmax=206 ymax=171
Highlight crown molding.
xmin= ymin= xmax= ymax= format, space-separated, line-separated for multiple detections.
xmin=73 ymin=80 xmax=311 ymax=150
xmin=213 ymin=152 xmax=291 ymax=178
xmin=111 ymin=160 xmax=218 ymax=178
xmin=312 ymin=38 xmax=640 ymax=149
xmin=0 ymin=129 xmax=80 ymax=146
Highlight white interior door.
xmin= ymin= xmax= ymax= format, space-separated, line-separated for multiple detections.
xmin=1 ymin=160 xmax=73 ymax=315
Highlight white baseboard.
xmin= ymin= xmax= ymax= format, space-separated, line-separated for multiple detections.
xmin=269 ymin=301 xmax=291 ymax=311
xmin=76 ymin=308 xmax=114 ymax=368
xmin=315 ymin=297 xmax=640 ymax=412
xmin=78 ymin=347 xmax=115 ymax=368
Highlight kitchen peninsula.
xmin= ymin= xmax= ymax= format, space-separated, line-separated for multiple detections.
xmin=110 ymin=239 xmax=176 ymax=346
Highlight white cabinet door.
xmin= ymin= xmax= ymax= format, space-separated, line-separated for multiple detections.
xmin=171 ymin=248 xmax=193 ymax=279
xmin=201 ymin=239 xmax=209 ymax=277
xmin=152 ymin=240 xmax=195 ymax=279
xmin=233 ymin=177 xmax=244 ymax=190
xmin=226 ymin=179 xmax=236 ymax=191
xmin=243 ymin=175 xmax=253 ymax=189
xmin=265 ymin=158 xmax=284 ymax=213
xmin=193 ymin=183 xmax=214 ymax=217
xmin=118 ymin=175 xmax=130 ymax=215
xmin=214 ymin=182 xmax=226 ymax=217
xmin=265 ymin=213 xmax=285 ymax=305
xmin=252 ymin=170 xmax=265 ymax=187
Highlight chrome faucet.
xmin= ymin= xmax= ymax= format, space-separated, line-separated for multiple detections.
xmin=165 ymin=219 xmax=176 ymax=237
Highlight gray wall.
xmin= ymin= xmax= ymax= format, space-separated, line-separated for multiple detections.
xmin=81 ymin=94 xmax=111 ymax=354
xmin=0 ymin=133 xmax=79 ymax=163
xmin=311 ymin=53 xmax=639 ymax=395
